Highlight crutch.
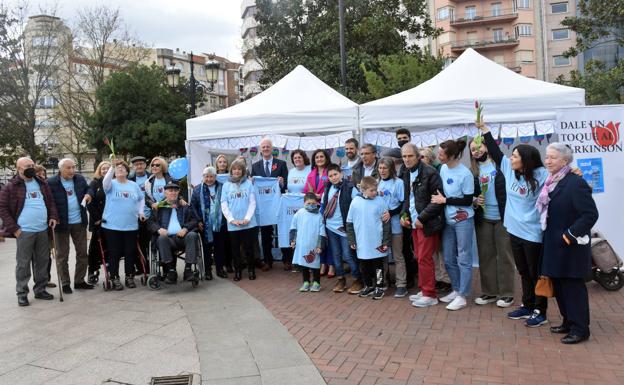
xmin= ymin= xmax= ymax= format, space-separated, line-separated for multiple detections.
xmin=97 ymin=234 xmax=111 ymax=290
xmin=50 ymin=230 xmax=63 ymax=302
xmin=136 ymin=240 xmax=149 ymax=286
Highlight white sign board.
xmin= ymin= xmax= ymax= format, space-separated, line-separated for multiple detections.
xmin=556 ymin=105 xmax=624 ymax=259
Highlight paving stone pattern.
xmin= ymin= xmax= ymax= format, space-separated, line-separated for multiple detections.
xmin=236 ymin=264 xmax=624 ymax=385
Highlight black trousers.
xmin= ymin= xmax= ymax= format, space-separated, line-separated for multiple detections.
xmin=360 ymin=257 xmax=385 ymax=288
xmin=87 ymin=225 xmax=106 ymax=274
xmin=260 ymin=225 xmax=275 ymax=265
xmin=103 ymin=229 xmax=137 ymax=278
xmin=552 ymin=277 xmax=590 ymax=337
xmin=509 ymin=234 xmax=547 ymax=315
xmin=402 ymin=227 xmax=417 ymax=283
xmin=301 ymin=267 xmax=320 ymax=283
xmin=202 ymin=229 xmax=227 ymax=272
xmin=282 ymin=247 xmax=293 ymax=266
xmin=229 ymin=228 xmax=256 ymax=272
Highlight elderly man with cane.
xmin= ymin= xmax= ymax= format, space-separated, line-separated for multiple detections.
xmin=0 ymin=157 xmax=59 ymax=306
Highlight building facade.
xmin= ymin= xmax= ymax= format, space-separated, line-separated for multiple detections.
xmin=149 ymin=49 xmax=243 ymax=115
xmin=241 ymin=0 xmax=262 ymax=99
xmin=542 ymin=0 xmax=578 ymax=81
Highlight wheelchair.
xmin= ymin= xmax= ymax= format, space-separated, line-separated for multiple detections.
xmin=146 ymin=230 xmax=205 ymax=290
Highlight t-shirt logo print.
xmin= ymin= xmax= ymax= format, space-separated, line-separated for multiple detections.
xmin=29 ymin=192 xmax=39 ymax=199
xmin=452 ymin=208 xmax=469 ymax=222
xmin=303 ymin=250 xmax=316 ymax=264
xmin=447 ymin=178 xmax=454 ymax=185
xmin=157 ymin=187 xmax=164 ymax=194
xmin=66 ymin=188 xmax=73 ymax=196
xmin=122 ymin=191 xmax=129 ymax=198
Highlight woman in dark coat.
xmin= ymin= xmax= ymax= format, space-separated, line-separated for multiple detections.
xmin=537 ymin=142 xmax=598 ymax=344
xmin=86 ymin=161 xmax=111 ymax=284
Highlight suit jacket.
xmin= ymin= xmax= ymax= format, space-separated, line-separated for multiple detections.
xmin=541 ymin=173 xmax=598 ymax=278
xmin=351 ymin=158 xmax=379 ymax=186
xmin=251 ymin=157 xmax=288 ymax=193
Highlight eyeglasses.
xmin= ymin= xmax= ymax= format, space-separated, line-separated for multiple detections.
xmin=360 ymin=152 xmax=373 ymax=156
xmin=151 ymin=164 xmax=161 ymax=168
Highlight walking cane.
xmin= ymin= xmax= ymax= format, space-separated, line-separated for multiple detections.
xmin=50 ymin=230 xmax=64 ymax=302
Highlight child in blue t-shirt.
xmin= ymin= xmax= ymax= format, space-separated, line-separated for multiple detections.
xmin=290 ymin=193 xmax=327 ymax=292
xmin=347 ymin=177 xmax=391 ymax=300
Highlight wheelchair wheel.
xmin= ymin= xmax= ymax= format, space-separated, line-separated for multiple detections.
xmin=147 ymin=275 xmax=161 ymax=290
xmin=595 ymin=269 xmax=624 ymax=291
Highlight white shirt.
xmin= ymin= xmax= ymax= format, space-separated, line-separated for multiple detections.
xmin=347 ymin=157 xmax=360 ymax=168
xmin=363 ymin=163 xmax=375 ymax=177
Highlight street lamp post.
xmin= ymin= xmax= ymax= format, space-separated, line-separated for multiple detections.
xmin=166 ymin=52 xmax=221 ymax=117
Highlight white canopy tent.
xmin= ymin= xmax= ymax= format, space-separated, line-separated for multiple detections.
xmin=359 ymin=48 xmax=585 ymax=130
xmin=185 ymin=65 xmax=359 ymax=185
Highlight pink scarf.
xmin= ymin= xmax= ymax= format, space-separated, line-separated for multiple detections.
xmin=536 ymin=165 xmax=571 ymax=230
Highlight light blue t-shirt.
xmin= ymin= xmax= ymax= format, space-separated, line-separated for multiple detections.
xmin=346 ymin=195 xmax=388 ymax=260
xmin=277 ymin=193 xmax=304 ymax=248
xmin=440 ymin=164 xmax=474 ymax=224
xmin=61 ymin=178 xmax=82 ymax=224
xmin=500 ymin=157 xmax=548 ymax=243
xmin=408 ymin=169 xmax=419 ymax=229
xmin=253 ymin=176 xmax=281 ymax=226
xmin=291 ymin=208 xmax=326 ymax=269
xmin=167 ymin=208 xmax=182 ymax=235
xmin=216 ymin=174 xmax=229 ymax=185
xmin=323 ymin=184 xmax=357 ymax=237
xmin=221 ymin=179 xmax=257 ymax=232
xmin=135 ymin=174 xmax=148 ymax=192
xmin=152 ymin=177 xmax=167 ymax=203
xmin=378 ymin=178 xmax=404 ymax=235
xmin=102 ymin=180 xmax=143 ymax=231
xmin=478 ymin=161 xmax=501 ymax=221
xmin=287 ymin=166 xmax=311 ymax=193
xmin=17 ymin=180 xmax=48 ymax=232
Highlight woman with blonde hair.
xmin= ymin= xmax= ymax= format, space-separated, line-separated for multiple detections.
xmin=86 ymin=160 xmax=112 ymax=284
xmin=144 ymin=157 xmax=171 ymax=211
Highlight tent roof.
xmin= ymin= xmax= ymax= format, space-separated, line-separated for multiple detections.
xmin=360 ymin=48 xmax=585 ymax=130
xmin=186 ymin=65 xmax=358 ymax=141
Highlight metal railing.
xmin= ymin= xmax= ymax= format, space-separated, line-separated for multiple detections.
xmin=450 ymin=8 xmax=518 ymax=24
xmin=451 ymin=37 xmax=519 ymax=50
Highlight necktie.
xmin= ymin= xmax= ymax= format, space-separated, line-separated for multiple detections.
xmin=265 ymin=161 xmax=270 ymax=177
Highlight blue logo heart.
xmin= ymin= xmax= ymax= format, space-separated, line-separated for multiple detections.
xmin=447 ymin=178 xmax=454 ymax=185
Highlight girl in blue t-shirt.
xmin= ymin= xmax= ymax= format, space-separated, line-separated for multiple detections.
xmin=220 ymin=160 xmax=258 ymax=281
xmin=432 ymin=139 xmax=475 ymax=311
xmin=468 ymin=138 xmax=515 ymax=309
xmin=477 ymin=122 xmax=550 ymax=327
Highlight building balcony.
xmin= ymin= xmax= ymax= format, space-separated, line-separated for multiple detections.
xmin=240 ymin=0 xmax=256 ymax=17
xmin=450 ymin=9 xmax=518 ymax=27
xmin=451 ymin=38 xmax=519 ymax=52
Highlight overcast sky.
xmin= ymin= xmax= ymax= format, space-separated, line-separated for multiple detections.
xmin=10 ymin=0 xmax=244 ymax=62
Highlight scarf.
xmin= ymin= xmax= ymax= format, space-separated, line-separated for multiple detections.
xmin=536 ymin=165 xmax=571 ymax=230
xmin=229 ymin=175 xmax=243 ymax=184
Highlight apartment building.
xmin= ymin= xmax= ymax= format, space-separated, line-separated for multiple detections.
xmin=542 ymin=0 xmax=578 ymax=81
xmin=241 ymin=0 xmax=262 ymax=99
xmin=149 ymin=49 xmax=243 ymax=114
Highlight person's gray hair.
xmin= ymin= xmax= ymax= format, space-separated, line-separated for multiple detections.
xmin=419 ymin=147 xmax=436 ymax=165
xmin=547 ymin=142 xmax=574 ymax=164
xmin=401 ymin=143 xmax=420 ymax=156
xmin=260 ymin=137 xmax=273 ymax=147
xmin=58 ymin=158 xmax=76 ymax=169
xmin=361 ymin=143 xmax=376 ymax=153
xmin=203 ymin=166 xmax=217 ymax=176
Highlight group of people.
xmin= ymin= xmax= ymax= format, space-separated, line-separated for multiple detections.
xmin=0 ymin=122 xmax=599 ymax=345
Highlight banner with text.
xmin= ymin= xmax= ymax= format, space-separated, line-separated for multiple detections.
xmin=556 ymin=105 xmax=624 ymax=260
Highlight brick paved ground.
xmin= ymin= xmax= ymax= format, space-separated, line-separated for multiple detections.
xmin=237 ymin=265 xmax=624 ymax=385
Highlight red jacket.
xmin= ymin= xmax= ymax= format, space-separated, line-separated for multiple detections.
xmin=0 ymin=175 xmax=58 ymax=236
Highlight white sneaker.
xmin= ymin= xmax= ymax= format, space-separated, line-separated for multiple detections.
xmin=496 ymin=296 xmax=514 ymax=308
xmin=408 ymin=291 xmax=423 ymax=301
xmin=440 ymin=290 xmax=458 ymax=303
xmin=411 ymin=296 xmax=439 ymax=308
xmin=446 ymin=295 xmax=467 ymax=311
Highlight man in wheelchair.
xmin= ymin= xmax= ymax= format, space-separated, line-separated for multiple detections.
xmin=148 ymin=182 xmax=199 ymax=284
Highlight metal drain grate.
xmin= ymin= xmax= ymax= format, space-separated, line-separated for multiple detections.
xmin=150 ymin=374 xmax=193 ymax=385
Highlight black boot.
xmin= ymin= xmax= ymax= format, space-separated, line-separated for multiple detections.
xmin=183 ymin=268 xmax=194 ymax=282
xmin=165 ymin=269 xmax=178 ymax=284
xmin=234 ymin=270 xmax=242 ymax=281
xmin=248 ymin=268 xmax=256 ymax=280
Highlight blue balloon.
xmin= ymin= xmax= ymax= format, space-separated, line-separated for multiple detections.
xmin=169 ymin=157 xmax=189 ymax=180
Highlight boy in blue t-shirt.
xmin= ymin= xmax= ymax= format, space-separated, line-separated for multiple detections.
xmin=290 ymin=193 xmax=326 ymax=292
xmin=347 ymin=177 xmax=391 ymax=300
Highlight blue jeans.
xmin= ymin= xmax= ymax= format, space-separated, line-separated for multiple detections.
xmin=442 ymin=217 xmax=475 ymax=297
xmin=327 ymin=230 xmax=360 ymax=280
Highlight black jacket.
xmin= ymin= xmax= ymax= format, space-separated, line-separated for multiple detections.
xmin=128 ymin=171 xmax=151 ymax=191
xmin=401 ymin=161 xmax=445 ymax=237
xmin=251 ymin=157 xmax=289 ymax=193
xmin=86 ymin=177 xmax=106 ymax=231
xmin=322 ymin=180 xmax=355 ymax=229
xmin=351 ymin=158 xmax=379 ymax=187
xmin=147 ymin=202 xmax=198 ymax=235
xmin=541 ymin=173 xmax=598 ymax=278
xmin=47 ymin=173 xmax=89 ymax=231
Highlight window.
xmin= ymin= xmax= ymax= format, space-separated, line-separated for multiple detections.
xmin=515 ymin=24 xmax=533 ymax=36
xmin=552 ymin=29 xmax=570 ymax=40
xmin=551 ymin=2 xmax=568 ymax=13
xmin=493 ymin=28 xmax=504 ymax=42
xmin=465 ymin=6 xmax=477 ymax=20
xmin=467 ymin=31 xmax=478 ymax=44
xmin=491 ymin=3 xmax=502 ymax=16
xmin=517 ymin=0 xmax=530 ymax=9
xmin=516 ymin=50 xmax=534 ymax=63
xmin=553 ymin=55 xmax=571 ymax=66
xmin=437 ymin=7 xmax=454 ymax=20
xmin=438 ymin=31 xmax=453 ymax=45
xmin=37 ymin=96 xmax=56 ymax=109
xmin=32 ymin=36 xmax=58 ymax=47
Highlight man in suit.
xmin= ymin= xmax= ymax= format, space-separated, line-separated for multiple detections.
xmin=251 ymin=138 xmax=288 ymax=269
xmin=351 ymin=143 xmax=379 ymax=186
